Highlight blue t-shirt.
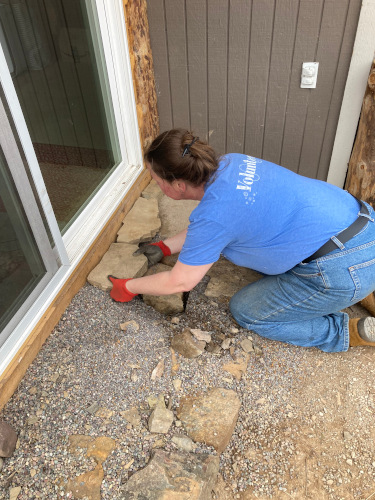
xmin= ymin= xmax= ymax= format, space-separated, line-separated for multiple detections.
xmin=178 ymin=154 xmax=360 ymax=274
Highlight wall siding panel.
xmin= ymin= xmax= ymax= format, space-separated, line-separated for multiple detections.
xmin=146 ymin=0 xmax=173 ymax=129
xmin=298 ymin=0 xmax=350 ymax=178
xmin=226 ymin=0 xmax=251 ymax=153
xmin=207 ymin=0 xmax=229 ymax=154
xmin=244 ymin=0 xmax=274 ymax=158
xmin=262 ymin=0 xmax=299 ymax=164
xmin=186 ymin=0 xmax=208 ymax=137
xmin=147 ymin=0 xmax=361 ymax=180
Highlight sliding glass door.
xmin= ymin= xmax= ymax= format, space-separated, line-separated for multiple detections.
xmin=0 ymin=0 xmax=120 ymax=232
xmin=0 ymin=0 xmax=142 ymax=351
xmin=0 ymin=90 xmax=58 ymax=348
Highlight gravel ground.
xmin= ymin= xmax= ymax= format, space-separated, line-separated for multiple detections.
xmin=1 ymin=277 xmax=375 ymax=499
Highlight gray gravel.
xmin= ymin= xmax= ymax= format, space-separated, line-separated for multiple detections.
xmin=1 ymin=278 xmax=375 ymax=499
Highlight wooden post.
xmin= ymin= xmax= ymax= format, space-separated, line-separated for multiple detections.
xmin=345 ymin=60 xmax=375 ymax=316
xmin=344 ymin=60 xmax=375 ymax=207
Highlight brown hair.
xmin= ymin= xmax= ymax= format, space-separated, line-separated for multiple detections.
xmin=144 ymin=128 xmax=220 ymax=186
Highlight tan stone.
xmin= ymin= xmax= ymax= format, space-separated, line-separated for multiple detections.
xmin=120 ymin=407 xmax=141 ymax=427
xmin=68 ymin=435 xmax=116 ymax=465
xmin=176 ymin=388 xmax=241 ymax=453
xmin=148 ymin=406 xmax=174 ymax=434
xmin=64 ymin=463 xmax=103 ymax=500
xmin=159 ymin=194 xmax=199 ymax=238
xmin=87 ymin=243 xmax=147 ymax=291
xmin=171 ymin=329 xmax=206 ymax=359
xmin=86 ymin=436 xmax=116 ymax=464
xmin=223 ymin=355 xmax=250 ymax=381
xmin=141 ymin=179 xmax=164 ymax=201
xmin=9 ymin=487 xmax=21 ymax=500
xmin=117 ymin=197 xmax=160 ymax=244
xmin=206 ymin=257 xmax=262 ymax=298
xmin=95 ymin=408 xmax=114 ymax=419
xmin=143 ymin=264 xmax=184 ymax=314
xmin=212 ymin=474 xmax=235 ymax=499
xmin=121 ymin=449 xmax=220 ymax=499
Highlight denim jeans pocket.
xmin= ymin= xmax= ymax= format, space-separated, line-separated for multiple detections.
xmin=290 ymin=262 xmax=327 ymax=288
xmin=349 ymin=257 xmax=375 ymax=301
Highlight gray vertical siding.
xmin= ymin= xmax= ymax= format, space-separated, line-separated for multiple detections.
xmin=147 ymin=0 xmax=361 ymax=180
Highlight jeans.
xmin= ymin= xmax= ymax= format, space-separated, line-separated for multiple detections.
xmin=229 ymin=202 xmax=375 ymax=352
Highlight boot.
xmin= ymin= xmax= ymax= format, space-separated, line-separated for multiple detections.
xmin=360 ymin=292 xmax=375 ymax=316
xmin=349 ymin=317 xmax=375 ymax=347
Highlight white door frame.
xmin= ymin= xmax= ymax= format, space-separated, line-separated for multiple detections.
xmin=0 ymin=0 xmax=143 ymax=376
xmin=327 ymin=0 xmax=375 ymax=188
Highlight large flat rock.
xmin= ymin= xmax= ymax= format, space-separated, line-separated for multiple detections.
xmin=205 ymin=257 xmax=262 ymax=298
xmin=141 ymin=179 xmax=164 ymax=201
xmin=176 ymin=388 xmax=241 ymax=453
xmin=121 ymin=449 xmax=220 ymax=499
xmin=159 ymin=195 xmax=199 ymax=238
xmin=87 ymin=243 xmax=148 ymax=291
xmin=117 ymin=197 xmax=161 ymax=244
xmin=142 ymin=263 xmax=184 ymax=315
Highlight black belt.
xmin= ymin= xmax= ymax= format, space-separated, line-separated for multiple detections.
xmin=303 ymin=200 xmax=370 ymax=263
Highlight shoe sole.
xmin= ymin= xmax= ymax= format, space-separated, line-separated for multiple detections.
xmin=364 ymin=317 xmax=375 ymax=342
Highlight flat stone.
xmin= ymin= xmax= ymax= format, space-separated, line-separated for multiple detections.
xmin=212 ymin=474 xmax=235 ymax=500
xmin=95 ymin=407 xmax=114 ymax=419
xmin=176 ymin=388 xmax=241 ymax=453
xmin=240 ymin=338 xmax=254 ymax=353
xmin=120 ymin=320 xmax=140 ymax=332
xmin=64 ymin=463 xmax=103 ymax=500
xmin=0 ymin=421 xmax=17 ymax=458
xmin=148 ymin=406 xmax=174 ymax=434
xmin=117 ymin=197 xmax=160 ymax=244
xmin=205 ymin=256 xmax=262 ymax=298
xmin=190 ymin=329 xmax=212 ymax=343
xmin=121 ymin=449 xmax=219 ymax=499
xmin=120 ymin=408 xmax=141 ymax=427
xmin=68 ymin=435 xmax=116 ymax=465
xmin=159 ymin=194 xmax=199 ymax=238
xmin=87 ymin=243 xmax=147 ymax=291
xmin=141 ymin=179 xmax=164 ymax=201
xmin=143 ymin=264 xmax=184 ymax=315
xmin=222 ymin=355 xmax=250 ymax=381
xmin=9 ymin=487 xmax=21 ymax=500
xmin=171 ymin=435 xmax=195 ymax=452
xmin=151 ymin=359 xmax=165 ymax=380
xmin=171 ymin=329 xmax=206 ymax=359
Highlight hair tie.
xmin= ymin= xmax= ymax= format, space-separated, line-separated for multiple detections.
xmin=182 ymin=137 xmax=199 ymax=157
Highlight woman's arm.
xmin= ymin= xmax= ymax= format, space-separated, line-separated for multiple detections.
xmin=163 ymin=229 xmax=188 ymax=254
xmin=126 ymin=260 xmax=213 ymax=295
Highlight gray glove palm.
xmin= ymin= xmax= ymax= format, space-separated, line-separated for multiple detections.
xmin=133 ymin=244 xmax=164 ymax=267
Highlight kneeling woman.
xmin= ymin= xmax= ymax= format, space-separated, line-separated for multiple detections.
xmin=109 ymin=128 xmax=375 ymax=352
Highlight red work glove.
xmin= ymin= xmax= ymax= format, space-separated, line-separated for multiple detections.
xmin=133 ymin=241 xmax=171 ymax=266
xmin=108 ymin=276 xmax=138 ymax=302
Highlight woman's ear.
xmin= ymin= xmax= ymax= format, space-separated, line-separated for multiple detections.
xmin=172 ymin=179 xmax=187 ymax=194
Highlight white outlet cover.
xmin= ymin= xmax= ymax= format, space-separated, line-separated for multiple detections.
xmin=301 ymin=62 xmax=319 ymax=89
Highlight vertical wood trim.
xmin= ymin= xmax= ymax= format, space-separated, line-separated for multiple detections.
xmin=327 ymin=0 xmax=375 ymax=187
